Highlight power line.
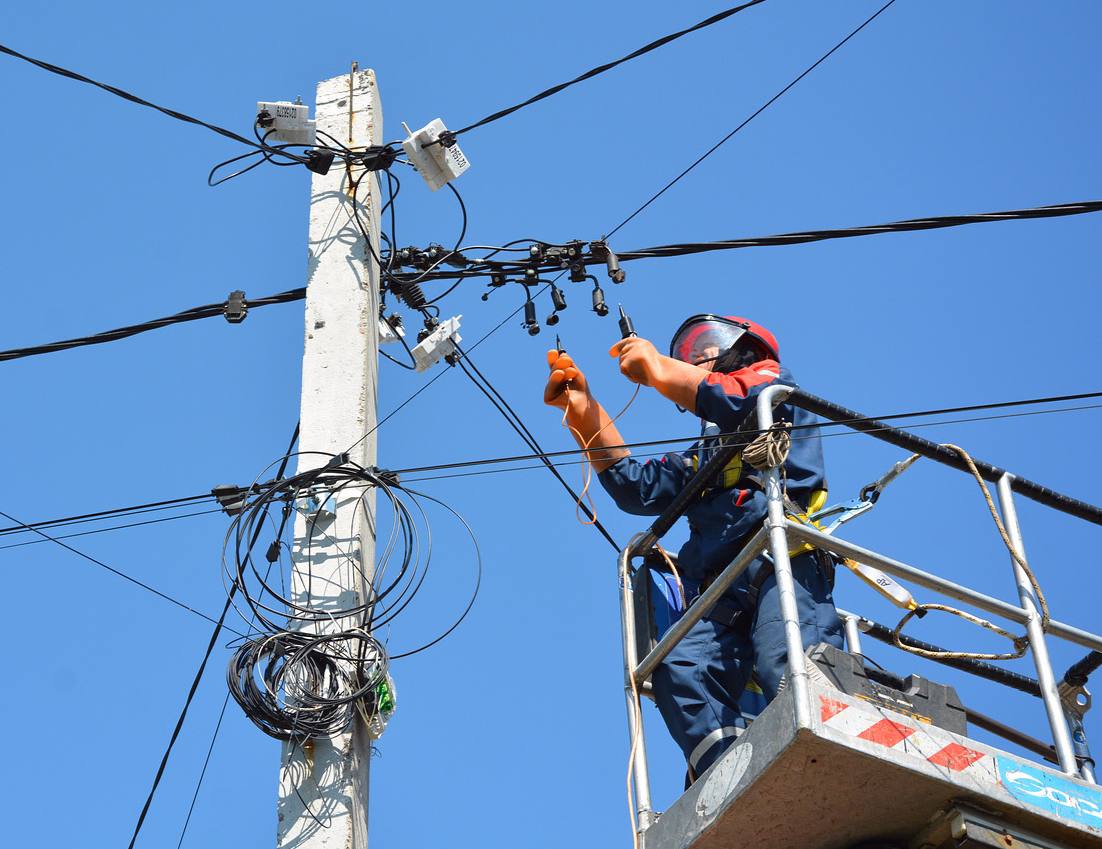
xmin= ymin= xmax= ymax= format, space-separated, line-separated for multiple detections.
xmin=383 ymin=197 xmax=1102 ymax=289
xmin=0 ymin=42 xmax=271 ymax=152
xmin=0 ymin=493 xmax=215 ymax=538
xmin=0 ymin=508 xmax=245 ymax=637
xmin=125 ymin=422 xmax=299 ymax=849
xmin=0 ymin=507 xmax=223 ymax=551
xmin=385 ymin=389 xmax=1102 ymax=478
xmin=399 ymin=403 xmax=1102 ymax=484
xmin=617 ymin=200 xmax=1102 ymax=262
xmin=442 ymin=1 xmax=767 ymax=141
xmin=0 ymin=288 xmax=305 ymax=363
xmin=604 ymin=0 xmax=898 ymax=239
xmin=456 ymin=347 xmax=621 ymax=551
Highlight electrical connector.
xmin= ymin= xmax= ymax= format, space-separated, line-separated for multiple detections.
xmin=379 ymin=314 xmax=406 ymax=345
xmin=256 ymin=100 xmax=317 ymax=146
xmin=401 ymin=119 xmax=470 ymax=191
xmin=410 ymin=315 xmax=462 ymax=371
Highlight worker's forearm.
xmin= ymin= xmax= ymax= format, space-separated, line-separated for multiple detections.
xmin=565 ymin=401 xmax=630 ymax=473
xmin=650 ymin=357 xmax=710 ymax=413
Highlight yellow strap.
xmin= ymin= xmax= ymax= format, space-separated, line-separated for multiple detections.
xmin=787 ymin=489 xmax=829 ymax=556
xmin=690 ymin=452 xmax=744 ymax=489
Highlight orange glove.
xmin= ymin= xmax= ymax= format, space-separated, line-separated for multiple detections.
xmin=544 ymin=349 xmax=589 ymax=411
xmin=609 ymin=337 xmax=665 ymax=387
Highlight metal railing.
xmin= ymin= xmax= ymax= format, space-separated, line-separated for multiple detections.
xmin=617 ymin=384 xmax=1102 ymax=834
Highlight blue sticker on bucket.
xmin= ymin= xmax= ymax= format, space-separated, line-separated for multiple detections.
xmin=996 ymin=755 xmax=1102 ymax=830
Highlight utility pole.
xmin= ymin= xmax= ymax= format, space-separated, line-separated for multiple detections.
xmin=276 ymin=66 xmax=382 ymax=849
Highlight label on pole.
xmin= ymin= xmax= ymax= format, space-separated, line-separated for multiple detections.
xmin=996 ymin=755 xmax=1102 ymax=829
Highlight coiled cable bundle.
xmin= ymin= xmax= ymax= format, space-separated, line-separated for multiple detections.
xmin=227 ymin=628 xmax=390 ymax=741
xmin=222 ymin=452 xmax=480 ymax=741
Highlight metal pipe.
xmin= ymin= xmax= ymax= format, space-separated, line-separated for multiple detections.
xmin=1064 ymin=708 xmax=1097 ymax=784
xmin=788 ymin=522 xmax=1102 ymax=653
xmin=757 ymin=385 xmax=813 ymax=729
xmin=787 ymin=521 xmax=1030 ymax=623
xmin=843 ymin=614 xmax=863 ymax=657
xmin=788 ymin=389 xmax=1102 ymax=527
xmin=996 ymin=475 xmax=1078 ymax=775
xmin=617 ymin=538 xmax=655 ymax=830
xmin=633 ymin=528 xmax=768 ymax=683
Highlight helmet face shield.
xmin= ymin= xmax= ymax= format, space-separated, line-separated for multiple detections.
xmin=670 ymin=316 xmax=750 ymax=366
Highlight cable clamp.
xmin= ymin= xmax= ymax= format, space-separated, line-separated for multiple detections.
xmin=211 ymin=483 xmax=249 ymax=515
xmin=356 ymin=145 xmax=399 ymax=172
xmin=367 ymin=466 xmax=401 ymax=487
xmin=305 ymin=149 xmax=335 ymax=175
xmin=224 ymin=290 xmax=248 ymax=324
xmin=324 ymin=452 xmax=351 ymax=470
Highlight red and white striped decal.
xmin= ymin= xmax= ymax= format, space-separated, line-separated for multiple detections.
xmin=819 ymin=694 xmax=996 ymax=781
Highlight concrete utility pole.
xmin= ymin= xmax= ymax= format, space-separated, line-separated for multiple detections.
xmin=276 ymin=66 xmax=382 ymax=849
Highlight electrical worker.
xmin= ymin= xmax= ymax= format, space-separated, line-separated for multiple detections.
xmin=543 ymin=315 xmax=843 ymax=778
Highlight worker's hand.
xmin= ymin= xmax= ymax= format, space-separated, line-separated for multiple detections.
xmin=610 ymin=337 xmax=667 ymax=388
xmin=544 ymin=350 xmax=594 ymax=421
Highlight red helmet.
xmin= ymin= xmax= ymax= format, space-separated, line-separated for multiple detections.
xmin=669 ymin=315 xmax=780 ymax=365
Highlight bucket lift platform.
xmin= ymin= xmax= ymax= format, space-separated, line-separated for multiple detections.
xmin=616 ymin=384 xmax=1102 ymax=849
xmin=642 ymin=680 xmax=1102 ymax=849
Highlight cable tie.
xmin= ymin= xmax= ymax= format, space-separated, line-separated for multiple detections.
xmin=223 ymin=290 xmax=248 ymax=324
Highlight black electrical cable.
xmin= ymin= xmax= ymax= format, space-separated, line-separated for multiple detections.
xmin=604 ymin=0 xmax=898 ymax=239
xmin=455 ymin=346 xmax=621 ymax=551
xmin=0 ymin=507 xmax=247 ymax=636
xmin=0 ymin=492 xmax=215 ymax=537
xmin=0 ymin=288 xmax=306 ymax=363
xmin=223 ymin=450 xmax=482 ymax=739
xmin=383 ymin=196 xmax=1102 ymax=288
xmin=397 ymin=403 xmax=1102 ymax=484
xmin=0 ymin=42 xmax=271 ymax=152
xmin=0 ymin=506 xmax=223 ymax=551
xmin=384 ymin=390 xmax=1102 ymax=478
xmin=174 ymin=695 xmax=229 ymax=849
xmin=617 ymin=200 xmax=1102 ymax=262
xmin=125 ymin=423 xmax=299 ymax=849
xmin=438 ymin=0 xmax=767 ymax=142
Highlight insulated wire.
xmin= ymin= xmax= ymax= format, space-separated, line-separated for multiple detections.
xmin=386 ymin=391 xmax=1102 ymax=479
xmin=0 ymin=42 xmax=273 ymax=152
xmin=125 ymin=422 xmax=299 ymax=849
xmin=0 ymin=507 xmax=246 ymax=637
xmin=616 ymin=200 xmax=1102 ymax=262
xmin=605 ymin=0 xmax=898 ymax=239
xmin=455 ymin=346 xmax=620 ymax=551
xmin=0 ymin=288 xmax=306 ymax=363
xmin=0 ymin=507 xmax=223 ymax=551
xmin=441 ymin=1 xmax=767 ymax=140
xmin=395 ymin=403 xmax=1102 ymax=483
xmin=0 ymin=493 xmax=215 ymax=537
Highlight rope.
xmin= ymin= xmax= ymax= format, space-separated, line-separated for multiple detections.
xmin=742 ymin=421 xmax=791 ymax=471
xmin=891 ymin=442 xmax=1049 ymax=661
xmin=942 ymin=443 xmax=1050 ymax=627
xmin=892 ymin=604 xmax=1030 ymax=661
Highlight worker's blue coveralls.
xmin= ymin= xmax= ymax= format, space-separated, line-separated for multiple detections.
xmin=598 ymin=360 xmax=843 ymax=775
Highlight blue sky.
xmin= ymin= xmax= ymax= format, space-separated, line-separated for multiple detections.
xmin=2 ymin=2 xmax=1101 ymax=847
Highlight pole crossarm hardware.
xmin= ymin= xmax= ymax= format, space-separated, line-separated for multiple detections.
xmin=615 ymin=383 xmax=1102 ymax=840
